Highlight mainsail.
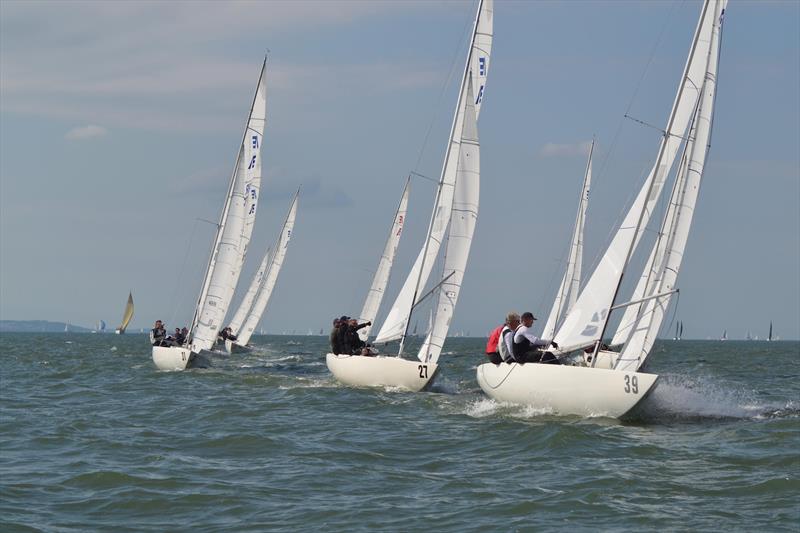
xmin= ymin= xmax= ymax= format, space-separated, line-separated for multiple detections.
xmin=189 ymin=59 xmax=268 ymax=352
xmin=553 ymin=0 xmax=720 ymax=354
xmin=614 ymin=0 xmax=724 ymax=372
xmin=541 ymin=140 xmax=594 ymax=340
xmin=357 ymin=178 xmax=410 ymax=341
xmin=237 ymin=191 xmax=299 ymax=346
xmin=418 ymin=78 xmax=480 ymax=364
xmin=374 ymin=0 xmax=493 ymax=347
xmin=116 ymin=292 xmax=134 ymax=333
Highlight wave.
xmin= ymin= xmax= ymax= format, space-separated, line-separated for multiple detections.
xmin=635 ymin=373 xmax=794 ymax=421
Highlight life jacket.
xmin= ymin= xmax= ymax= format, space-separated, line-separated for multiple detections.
xmin=497 ymin=326 xmax=516 ymax=362
xmin=485 ymin=325 xmax=503 ymax=355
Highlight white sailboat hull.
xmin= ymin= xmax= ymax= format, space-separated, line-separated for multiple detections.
xmin=224 ymin=340 xmax=251 ymax=354
xmin=326 ymin=353 xmax=438 ymax=392
xmin=114 ymin=329 xmax=123 ymax=335
xmin=152 ymin=346 xmax=194 ymax=371
xmin=476 ymin=363 xmax=658 ymax=418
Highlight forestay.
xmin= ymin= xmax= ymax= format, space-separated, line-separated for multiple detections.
xmin=418 ymin=78 xmax=480 ymax=364
xmin=552 ymin=2 xmax=718 ymax=354
xmin=189 ymin=61 xmax=268 ymax=352
xmin=541 ymin=140 xmax=594 ymax=340
xmin=374 ymin=0 xmax=493 ymax=345
xmin=238 ymin=191 xmax=299 ymax=346
xmin=614 ymin=0 xmax=725 ymax=371
xmin=357 ymin=178 xmax=410 ymax=341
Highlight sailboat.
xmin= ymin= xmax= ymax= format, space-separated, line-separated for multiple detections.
xmin=152 ymin=59 xmax=267 ymax=371
xmin=225 ymin=191 xmax=299 ymax=352
xmin=477 ymin=0 xmax=726 ymax=418
xmin=767 ymin=321 xmax=773 ymax=342
xmin=115 ymin=292 xmax=134 ymax=334
xmin=541 ymin=139 xmax=594 ymax=340
xmin=326 ymin=0 xmax=493 ymax=391
xmin=673 ymin=320 xmax=683 ymax=341
xmin=720 ymin=329 xmax=727 ymax=341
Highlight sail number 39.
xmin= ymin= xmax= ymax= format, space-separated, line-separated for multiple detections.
xmin=623 ymin=374 xmax=639 ymax=394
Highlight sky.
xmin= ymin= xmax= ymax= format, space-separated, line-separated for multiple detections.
xmin=1 ymin=0 xmax=798 ymax=340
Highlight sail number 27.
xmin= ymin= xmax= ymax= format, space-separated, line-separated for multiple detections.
xmin=418 ymin=365 xmax=428 ymax=379
xmin=623 ymin=374 xmax=639 ymax=394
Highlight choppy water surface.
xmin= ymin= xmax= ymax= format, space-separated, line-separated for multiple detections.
xmin=1 ymin=334 xmax=798 ymax=531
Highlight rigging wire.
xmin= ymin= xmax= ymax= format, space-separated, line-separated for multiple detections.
xmin=168 ymin=218 xmax=204 ymax=328
xmin=581 ymin=0 xmax=685 ymax=284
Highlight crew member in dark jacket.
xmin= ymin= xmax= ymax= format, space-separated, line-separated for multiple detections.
xmin=343 ymin=318 xmax=371 ymax=355
xmin=329 ymin=318 xmax=343 ymax=354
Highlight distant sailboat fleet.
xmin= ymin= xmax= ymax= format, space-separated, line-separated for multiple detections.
xmin=117 ymin=1 xmax=786 ymax=417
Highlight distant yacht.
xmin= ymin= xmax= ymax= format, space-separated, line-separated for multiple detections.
xmin=767 ymin=321 xmax=773 ymax=342
xmin=720 ymin=329 xmax=727 ymax=341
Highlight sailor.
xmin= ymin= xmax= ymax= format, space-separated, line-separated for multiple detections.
xmin=497 ymin=312 xmax=521 ymax=364
xmin=150 ymin=320 xmax=167 ymax=346
xmin=329 ymin=318 xmax=343 ymax=354
xmin=344 ymin=318 xmax=371 ymax=355
xmin=174 ymin=327 xmax=186 ymax=345
xmin=513 ymin=312 xmax=560 ymax=364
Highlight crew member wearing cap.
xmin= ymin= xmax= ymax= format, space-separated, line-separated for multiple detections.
xmin=512 ymin=311 xmax=560 ymax=364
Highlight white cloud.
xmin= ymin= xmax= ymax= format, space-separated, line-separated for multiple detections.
xmin=64 ymin=125 xmax=108 ymax=140
xmin=539 ymin=141 xmax=593 ymax=157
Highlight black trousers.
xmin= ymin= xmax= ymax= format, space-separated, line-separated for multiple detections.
xmin=515 ymin=350 xmax=561 ymax=365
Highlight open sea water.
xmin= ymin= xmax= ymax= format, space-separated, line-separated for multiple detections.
xmin=1 ymin=333 xmax=798 ymax=531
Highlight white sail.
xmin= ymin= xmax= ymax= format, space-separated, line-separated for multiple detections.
xmin=418 ymin=78 xmax=480 ymax=364
xmin=553 ymin=1 xmax=718 ymax=354
xmin=237 ymin=191 xmax=299 ymax=346
xmin=357 ymin=178 xmax=411 ymax=341
xmin=227 ymin=246 xmax=271 ymax=336
xmin=615 ymin=1 xmax=724 ymax=371
xmin=374 ymin=0 xmax=493 ymax=345
xmin=190 ymin=60 xmax=268 ymax=352
xmin=541 ymin=140 xmax=594 ymax=340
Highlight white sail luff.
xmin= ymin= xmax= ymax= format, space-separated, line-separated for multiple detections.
xmin=553 ymin=1 xmax=717 ymax=354
xmin=357 ymin=178 xmax=411 ymax=341
xmin=189 ymin=60 xmax=268 ymax=352
xmin=542 ymin=140 xmax=594 ymax=340
xmin=374 ymin=0 xmax=493 ymax=346
xmin=418 ymin=77 xmax=480 ymax=364
xmin=615 ymin=0 xmax=725 ymax=372
xmin=238 ymin=192 xmax=299 ymax=346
